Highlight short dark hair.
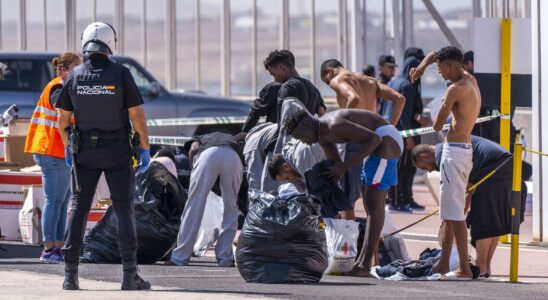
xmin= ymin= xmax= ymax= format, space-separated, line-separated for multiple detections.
xmin=462 ymin=51 xmax=474 ymax=63
xmin=404 ymin=47 xmax=425 ymax=61
xmin=268 ymin=153 xmax=287 ymax=180
xmin=263 ymin=49 xmax=295 ymax=69
xmin=284 ymin=109 xmax=308 ymax=135
xmin=362 ymin=64 xmax=376 ymax=77
xmin=320 ymin=59 xmax=344 ymax=78
xmin=410 ymin=144 xmax=434 ymax=163
xmin=435 ymin=46 xmax=463 ymax=63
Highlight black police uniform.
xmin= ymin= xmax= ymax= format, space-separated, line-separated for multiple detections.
xmin=56 ymin=53 xmax=145 ymax=289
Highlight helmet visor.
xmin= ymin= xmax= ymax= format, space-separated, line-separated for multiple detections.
xmin=83 ymin=41 xmax=112 ymax=55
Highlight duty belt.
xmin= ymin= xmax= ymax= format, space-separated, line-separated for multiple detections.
xmin=79 ymin=129 xmax=128 ymax=141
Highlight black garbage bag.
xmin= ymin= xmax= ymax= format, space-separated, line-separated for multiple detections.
xmin=81 ymin=161 xmax=187 ymax=264
xmin=236 ymin=191 xmax=328 ymax=283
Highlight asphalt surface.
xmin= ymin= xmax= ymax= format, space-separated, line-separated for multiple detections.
xmin=1 ymin=242 xmax=547 ymax=300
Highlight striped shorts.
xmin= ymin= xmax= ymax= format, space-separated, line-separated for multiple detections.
xmin=360 ymin=155 xmax=398 ymax=191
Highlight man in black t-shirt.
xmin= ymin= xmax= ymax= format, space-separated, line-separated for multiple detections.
xmin=263 ymin=49 xmax=326 ymax=125
xmin=169 ymin=132 xmax=243 ymax=267
xmin=262 ymin=50 xmax=327 ymax=190
xmin=241 ymin=81 xmax=281 ymax=132
xmin=412 ymin=135 xmax=526 ymax=278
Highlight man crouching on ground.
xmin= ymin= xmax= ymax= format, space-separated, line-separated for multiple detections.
xmin=284 ymin=109 xmax=403 ymax=276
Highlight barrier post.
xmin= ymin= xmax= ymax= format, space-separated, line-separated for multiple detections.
xmin=500 ymin=18 xmax=512 ymax=244
xmin=510 ymin=132 xmax=522 ymax=282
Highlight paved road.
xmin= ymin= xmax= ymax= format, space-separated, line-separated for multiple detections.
xmin=1 ymin=242 xmax=547 ymax=300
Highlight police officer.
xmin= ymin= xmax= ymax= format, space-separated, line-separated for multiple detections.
xmin=56 ymin=22 xmax=151 ymax=290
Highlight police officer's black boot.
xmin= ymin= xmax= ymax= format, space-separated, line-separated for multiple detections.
xmin=63 ymin=263 xmax=80 ymax=290
xmin=121 ymin=260 xmax=151 ymax=290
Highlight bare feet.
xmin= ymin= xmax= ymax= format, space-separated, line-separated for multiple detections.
xmin=346 ymin=265 xmax=373 ymax=277
xmin=440 ymin=269 xmax=473 ymax=280
xmin=431 ymin=265 xmax=449 ymax=275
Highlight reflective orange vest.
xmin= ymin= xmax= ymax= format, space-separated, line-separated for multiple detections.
xmin=24 ymin=77 xmax=66 ymax=159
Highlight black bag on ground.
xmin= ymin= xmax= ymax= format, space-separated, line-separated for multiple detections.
xmin=236 ymin=191 xmax=328 ymax=283
xmin=81 ymin=161 xmax=187 ymax=264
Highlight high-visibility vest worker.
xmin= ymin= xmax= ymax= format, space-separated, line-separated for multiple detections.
xmin=24 ymin=76 xmax=65 ymax=159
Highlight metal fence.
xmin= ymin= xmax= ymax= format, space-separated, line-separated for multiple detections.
xmin=0 ymin=0 xmax=531 ymax=98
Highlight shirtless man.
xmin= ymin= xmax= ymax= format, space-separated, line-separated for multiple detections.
xmin=320 ymin=59 xmax=405 ymax=220
xmin=410 ymin=46 xmax=481 ymax=280
xmin=284 ymin=109 xmax=403 ymax=276
xmin=320 ymin=59 xmax=405 ymax=126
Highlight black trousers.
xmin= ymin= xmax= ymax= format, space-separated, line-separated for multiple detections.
xmin=389 ymin=147 xmax=417 ymax=207
xmin=62 ymin=139 xmax=137 ymax=265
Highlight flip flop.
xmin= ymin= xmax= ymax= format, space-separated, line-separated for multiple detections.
xmin=441 ymin=271 xmax=473 ymax=281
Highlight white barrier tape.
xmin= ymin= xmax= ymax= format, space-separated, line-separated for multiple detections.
xmin=149 ymin=136 xmax=190 ymax=146
xmin=399 ymin=110 xmax=504 ymax=138
xmin=147 ymin=116 xmax=248 ymax=127
xmin=149 ymin=111 xmax=506 ymax=146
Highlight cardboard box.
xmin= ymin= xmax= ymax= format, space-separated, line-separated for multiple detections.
xmin=1 ymin=120 xmax=34 ymax=168
xmin=0 ymin=136 xmax=5 ymax=162
xmin=2 ymin=119 xmax=31 ymax=136
xmin=18 ymin=185 xmax=44 ymax=245
xmin=4 ymin=136 xmax=35 ymax=168
xmin=0 ymin=170 xmax=42 ymax=208
xmin=0 ymin=207 xmax=22 ymax=240
xmin=0 ymin=173 xmax=42 ymax=241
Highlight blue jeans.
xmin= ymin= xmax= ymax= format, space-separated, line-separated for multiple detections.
xmin=34 ymin=154 xmax=71 ymax=243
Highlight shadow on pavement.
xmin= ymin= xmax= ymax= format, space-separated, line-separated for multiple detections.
xmin=138 ymin=289 xmax=291 ymax=297
xmin=0 ymin=243 xmax=41 ymax=259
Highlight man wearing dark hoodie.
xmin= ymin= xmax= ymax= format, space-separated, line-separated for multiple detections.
xmin=383 ymin=56 xmax=426 ymax=212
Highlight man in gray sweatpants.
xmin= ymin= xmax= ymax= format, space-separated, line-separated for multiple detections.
xmin=260 ymin=97 xmax=308 ymax=192
xmin=242 ymin=122 xmax=277 ymax=191
xmin=170 ymin=132 xmax=244 ymax=267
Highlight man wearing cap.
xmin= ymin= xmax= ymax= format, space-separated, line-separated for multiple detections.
xmin=384 ymin=50 xmax=427 ymax=212
xmin=169 ymin=132 xmax=244 ymax=267
xmin=56 ymin=22 xmax=151 ymax=290
xmin=378 ymin=55 xmax=397 ymax=84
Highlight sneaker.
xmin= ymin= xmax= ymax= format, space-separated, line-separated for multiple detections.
xmin=54 ymin=247 xmax=65 ymax=260
xmin=218 ymin=260 xmax=235 ymax=267
xmin=409 ymin=200 xmax=425 ymax=211
xmin=389 ymin=204 xmax=413 ymax=213
xmin=40 ymin=248 xmax=64 ymax=264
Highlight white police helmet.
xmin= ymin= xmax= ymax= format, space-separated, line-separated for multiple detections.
xmin=81 ymin=22 xmax=117 ymax=55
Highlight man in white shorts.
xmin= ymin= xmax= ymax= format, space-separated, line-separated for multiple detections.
xmin=410 ymin=46 xmax=481 ymax=280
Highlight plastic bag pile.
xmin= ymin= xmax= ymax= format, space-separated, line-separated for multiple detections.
xmin=236 ymin=190 xmax=328 ymax=283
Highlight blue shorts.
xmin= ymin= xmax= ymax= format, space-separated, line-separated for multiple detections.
xmin=360 ymin=155 xmax=398 ymax=191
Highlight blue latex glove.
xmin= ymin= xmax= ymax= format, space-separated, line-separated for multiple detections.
xmin=136 ymin=148 xmax=151 ymax=173
xmin=65 ymin=147 xmax=72 ymax=167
